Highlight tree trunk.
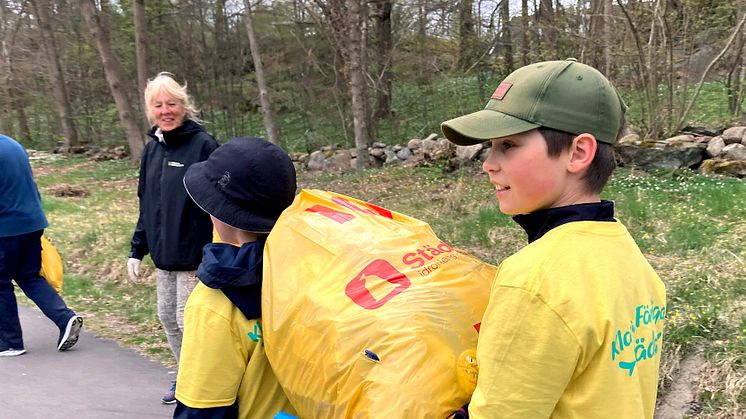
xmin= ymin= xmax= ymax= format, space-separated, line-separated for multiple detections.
xmin=417 ymin=0 xmax=429 ymax=84
xmin=0 ymin=1 xmax=16 ymax=137
xmin=14 ymin=96 xmax=31 ymax=141
xmin=215 ymin=0 xmax=227 ymax=56
xmin=588 ymin=0 xmax=612 ymax=74
xmin=725 ymin=29 xmax=746 ymax=115
xmin=374 ymin=0 xmax=393 ymax=120
xmin=242 ymin=0 xmax=279 ymax=145
xmin=521 ymin=0 xmax=529 ymax=65
xmin=458 ymin=0 xmax=476 ymax=70
xmin=30 ymin=0 xmax=79 ymax=149
xmin=78 ymin=0 xmax=144 ymax=162
xmin=348 ymin=0 xmax=370 ymax=169
xmin=310 ymin=0 xmax=371 ymax=167
xmin=602 ymin=0 xmax=612 ymax=75
xmin=645 ymin=0 xmax=661 ymax=138
xmin=214 ymin=0 xmax=227 ymax=111
xmin=588 ymin=0 xmax=601 ymax=68
xmin=538 ymin=0 xmax=557 ymax=54
xmin=360 ymin=0 xmax=373 ymax=143
xmin=133 ymin=0 xmax=148 ymax=122
xmin=500 ymin=0 xmax=514 ymax=73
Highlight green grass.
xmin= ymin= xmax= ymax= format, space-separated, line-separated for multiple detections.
xmin=25 ymin=156 xmax=746 ymax=415
xmin=623 ymin=82 xmax=740 ymax=134
xmin=606 ymin=169 xmax=746 ymax=254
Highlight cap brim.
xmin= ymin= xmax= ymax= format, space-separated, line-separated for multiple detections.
xmin=183 ymin=161 xmax=276 ymax=233
xmin=441 ymin=109 xmax=540 ymax=145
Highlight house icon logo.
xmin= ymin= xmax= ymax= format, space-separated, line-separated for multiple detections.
xmin=346 ymin=259 xmax=411 ymax=309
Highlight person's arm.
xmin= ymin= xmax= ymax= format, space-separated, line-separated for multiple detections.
xmin=201 ymin=133 xmax=219 ymax=160
xmin=173 ymin=400 xmax=238 ymax=419
xmin=469 ymin=286 xmax=580 ymax=419
xmin=129 ymin=148 xmax=149 ymax=260
xmin=129 ymin=213 xmax=148 ymax=260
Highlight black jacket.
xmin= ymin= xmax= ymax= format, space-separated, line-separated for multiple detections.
xmin=129 ymin=119 xmax=219 ymax=270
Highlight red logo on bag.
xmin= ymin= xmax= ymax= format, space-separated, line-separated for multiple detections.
xmin=306 ymin=205 xmax=356 ymax=224
xmin=306 ymin=196 xmax=394 ymax=224
xmin=346 ymin=259 xmax=411 ymax=309
xmin=332 ymin=196 xmax=393 ymax=219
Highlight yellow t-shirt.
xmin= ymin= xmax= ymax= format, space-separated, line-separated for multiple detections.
xmin=176 ymin=282 xmax=296 ymax=418
xmin=470 ymin=221 xmax=666 ymax=419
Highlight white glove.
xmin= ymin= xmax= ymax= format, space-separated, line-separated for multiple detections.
xmin=127 ymin=258 xmax=141 ymax=281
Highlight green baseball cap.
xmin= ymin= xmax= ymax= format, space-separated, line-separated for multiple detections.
xmin=441 ymin=59 xmax=627 ymax=145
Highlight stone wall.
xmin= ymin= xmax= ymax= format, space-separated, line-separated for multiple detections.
xmin=293 ymin=128 xmax=746 ymax=178
xmin=616 ymin=126 xmax=746 ymax=177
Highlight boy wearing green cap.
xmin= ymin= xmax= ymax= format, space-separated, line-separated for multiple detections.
xmin=441 ymin=59 xmax=666 ymax=418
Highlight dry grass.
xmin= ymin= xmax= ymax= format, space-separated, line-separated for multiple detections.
xmin=698 ymin=357 xmax=746 ymax=418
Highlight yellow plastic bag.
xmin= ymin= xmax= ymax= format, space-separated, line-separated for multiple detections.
xmin=263 ymin=189 xmax=495 ymax=418
xmin=40 ymin=235 xmax=64 ymax=293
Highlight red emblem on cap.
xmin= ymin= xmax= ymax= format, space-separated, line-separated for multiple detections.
xmin=491 ymin=82 xmax=513 ymax=100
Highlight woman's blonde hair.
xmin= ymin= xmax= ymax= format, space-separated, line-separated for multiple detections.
xmin=143 ymin=72 xmax=201 ymax=125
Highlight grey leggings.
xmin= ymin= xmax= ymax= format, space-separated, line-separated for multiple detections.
xmin=156 ymin=269 xmax=198 ymax=364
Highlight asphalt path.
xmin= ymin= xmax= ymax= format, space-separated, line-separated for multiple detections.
xmin=0 ymin=304 xmax=176 ymax=419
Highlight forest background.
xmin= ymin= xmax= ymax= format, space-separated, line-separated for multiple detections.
xmin=2 ymin=0 xmax=746 ymax=161
xmin=3 ymin=0 xmax=746 ymax=417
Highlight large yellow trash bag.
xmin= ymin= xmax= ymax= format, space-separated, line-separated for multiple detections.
xmin=262 ymin=189 xmax=495 ymax=418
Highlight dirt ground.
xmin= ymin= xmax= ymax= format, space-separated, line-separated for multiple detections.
xmin=655 ymin=352 xmax=705 ymax=418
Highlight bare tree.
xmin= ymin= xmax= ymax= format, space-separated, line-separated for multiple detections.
xmin=521 ymin=0 xmax=529 ymax=65
xmin=0 ymin=1 xmax=19 ymax=136
xmin=307 ymin=0 xmax=370 ymax=168
xmin=29 ymin=0 xmax=79 ymax=149
xmin=1 ymin=9 xmax=32 ymax=144
xmin=588 ymin=0 xmax=612 ymax=73
xmin=133 ymin=0 xmax=148 ymax=118
xmin=346 ymin=0 xmax=370 ymax=169
xmin=724 ymin=5 xmax=746 ymax=117
xmin=78 ymin=0 xmax=144 ymax=161
xmin=458 ymin=0 xmax=476 ymax=70
xmin=373 ymin=0 xmax=393 ymax=120
xmin=537 ymin=0 xmax=557 ymax=56
xmin=500 ymin=0 xmax=514 ymax=73
xmin=242 ymin=0 xmax=279 ymax=145
xmin=725 ymin=31 xmax=746 ymax=117
xmin=617 ymin=0 xmax=662 ymax=137
xmin=601 ymin=0 xmax=612 ymax=75
xmin=675 ymin=11 xmax=746 ymax=133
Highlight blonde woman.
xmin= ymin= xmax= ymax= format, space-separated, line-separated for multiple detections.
xmin=126 ymin=72 xmax=218 ymax=404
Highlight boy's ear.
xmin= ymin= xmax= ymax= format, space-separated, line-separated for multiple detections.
xmin=567 ymin=133 xmax=597 ymax=174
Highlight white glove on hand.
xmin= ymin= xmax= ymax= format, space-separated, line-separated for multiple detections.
xmin=127 ymin=258 xmax=141 ymax=281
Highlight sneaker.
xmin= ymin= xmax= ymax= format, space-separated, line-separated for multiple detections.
xmin=0 ymin=348 xmax=27 ymax=357
xmin=58 ymin=315 xmax=83 ymax=351
xmin=161 ymin=380 xmax=177 ymax=404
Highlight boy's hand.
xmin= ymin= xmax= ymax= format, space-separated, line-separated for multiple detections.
xmin=127 ymin=257 xmax=141 ymax=281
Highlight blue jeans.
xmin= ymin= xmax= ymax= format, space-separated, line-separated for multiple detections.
xmin=0 ymin=229 xmax=76 ymax=349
